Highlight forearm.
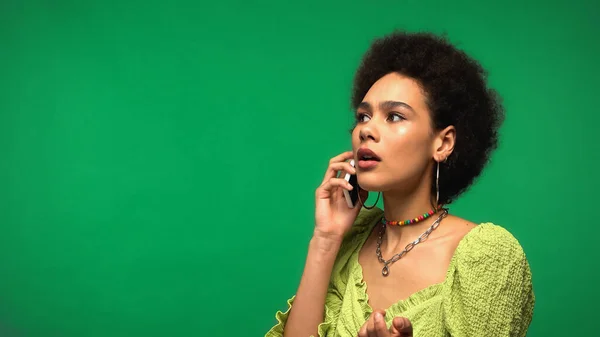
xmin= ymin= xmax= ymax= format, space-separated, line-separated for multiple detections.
xmin=283 ymin=235 xmax=341 ymax=337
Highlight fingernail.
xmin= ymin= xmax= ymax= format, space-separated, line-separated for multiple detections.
xmin=375 ymin=313 xmax=382 ymax=321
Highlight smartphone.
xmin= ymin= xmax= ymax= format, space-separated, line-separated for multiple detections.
xmin=342 ymin=159 xmax=359 ymax=208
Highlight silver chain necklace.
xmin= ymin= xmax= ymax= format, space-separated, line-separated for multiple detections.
xmin=376 ymin=208 xmax=449 ymax=277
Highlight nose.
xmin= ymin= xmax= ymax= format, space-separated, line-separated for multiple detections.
xmin=359 ymin=123 xmax=378 ymax=142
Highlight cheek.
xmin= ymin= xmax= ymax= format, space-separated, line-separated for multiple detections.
xmin=351 ymin=128 xmax=362 ymax=144
xmin=390 ymin=126 xmax=415 ymax=149
xmin=387 ymin=126 xmax=431 ymax=157
xmin=396 ymin=126 xmax=409 ymax=136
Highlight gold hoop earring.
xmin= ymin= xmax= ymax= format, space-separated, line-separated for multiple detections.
xmin=358 ymin=190 xmax=380 ymax=209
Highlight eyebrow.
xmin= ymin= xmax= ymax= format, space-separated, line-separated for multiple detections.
xmin=357 ymin=100 xmax=416 ymax=113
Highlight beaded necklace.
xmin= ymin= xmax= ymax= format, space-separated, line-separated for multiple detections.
xmin=381 ymin=205 xmax=444 ymax=226
xmin=376 ymin=208 xmax=448 ymax=276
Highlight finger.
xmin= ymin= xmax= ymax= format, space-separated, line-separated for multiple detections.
xmin=319 ymin=178 xmax=354 ymax=194
xmin=330 ymin=161 xmax=357 ymax=178
xmin=374 ymin=311 xmax=390 ymax=337
xmin=358 ymin=319 xmax=368 ymax=337
xmin=391 ymin=317 xmax=413 ymax=336
xmin=329 ymin=150 xmax=354 ymax=164
xmin=322 ymin=157 xmax=355 ymax=184
xmin=367 ymin=309 xmax=386 ymax=337
xmin=373 ymin=309 xmax=386 ymax=317
xmin=365 ymin=313 xmax=378 ymax=337
xmin=367 ymin=313 xmax=376 ymax=337
xmin=321 ymin=151 xmax=355 ymax=183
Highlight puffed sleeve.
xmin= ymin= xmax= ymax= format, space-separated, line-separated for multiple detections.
xmin=442 ymin=224 xmax=535 ymax=337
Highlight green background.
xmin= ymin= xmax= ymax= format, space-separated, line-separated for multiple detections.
xmin=1 ymin=1 xmax=598 ymax=336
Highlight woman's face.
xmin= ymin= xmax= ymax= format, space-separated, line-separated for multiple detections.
xmin=351 ymin=72 xmax=438 ymax=193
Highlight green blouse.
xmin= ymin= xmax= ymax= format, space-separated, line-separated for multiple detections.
xmin=265 ymin=207 xmax=535 ymax=337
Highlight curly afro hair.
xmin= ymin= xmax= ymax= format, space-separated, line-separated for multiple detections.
xmin=351 ymin=31 xmax=505 ymax=204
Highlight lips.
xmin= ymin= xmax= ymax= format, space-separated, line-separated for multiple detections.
xmin=356 ymin=148 xmax=381 ymax=170
xmin=357 ymin=148 xmax=381 ymax=161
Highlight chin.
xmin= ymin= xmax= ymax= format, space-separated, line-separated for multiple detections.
xmin=356 ymin=176 xmax=383 ymax=192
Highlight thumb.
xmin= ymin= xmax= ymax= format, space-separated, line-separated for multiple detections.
xmin=390 ymin=317 xmax=413 ymax=337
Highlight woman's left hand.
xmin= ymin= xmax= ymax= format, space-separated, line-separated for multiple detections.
xmin=357 ymin=310 xmax=413 ymax=337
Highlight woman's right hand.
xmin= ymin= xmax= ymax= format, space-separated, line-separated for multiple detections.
xmin=314 ymin=151 xmax=368 ymax=242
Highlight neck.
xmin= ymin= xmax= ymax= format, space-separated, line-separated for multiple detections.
xmin=380 ymin=184 xmax=441 ymax=252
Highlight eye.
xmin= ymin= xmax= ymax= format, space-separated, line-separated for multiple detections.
xmin=355 ymin=113 xmax=370 ymax=123
xmin=388 ymin=112 xmax=405 ymax=122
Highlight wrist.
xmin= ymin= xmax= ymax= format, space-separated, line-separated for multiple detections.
xmin=310 ymin=232 xmax=343 ymax=254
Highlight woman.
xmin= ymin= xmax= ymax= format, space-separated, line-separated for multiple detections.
xmin=265 ymin=31 xmax=534 ymax=337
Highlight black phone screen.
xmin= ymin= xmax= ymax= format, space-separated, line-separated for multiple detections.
xmin=348 ymin=173 xmax=359 ymax=206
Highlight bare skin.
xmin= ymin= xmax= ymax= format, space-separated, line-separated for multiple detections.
xmin=283 ymin=73 xmax=477 ymax=337
xmin=358 ymin=215 xmax=476 ymax=311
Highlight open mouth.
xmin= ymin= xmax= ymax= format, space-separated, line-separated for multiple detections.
xmin=357 ymin=148 xmax=381 ymax=169
xmin=357 ymin=148 xmax=381 ymax=161
xmin=359 ymin=155 xmax=380 ymax=161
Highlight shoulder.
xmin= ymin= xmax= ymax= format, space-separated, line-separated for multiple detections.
xmin=448 ymin=222 xmax=532 ymax=289
xmin=443 ymin=223 xmax=535 ymax=335
xmin=455 ymin=223 xmax=527 ymax=264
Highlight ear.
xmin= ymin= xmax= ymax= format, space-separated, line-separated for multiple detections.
xmin=432 ymin=125 xmax=455 ymax=162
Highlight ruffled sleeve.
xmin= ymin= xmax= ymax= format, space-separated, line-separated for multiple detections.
xmin=442 ymin=224 xmax=535 ymax=337
xmin=264 ymin=207 xmax=383 ymax=337
xmin=264 ymin=290 xmax=341 ymax=337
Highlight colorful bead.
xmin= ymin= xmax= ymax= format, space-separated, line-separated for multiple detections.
xmin=381 ymin=205 xmax=444 ymax=226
